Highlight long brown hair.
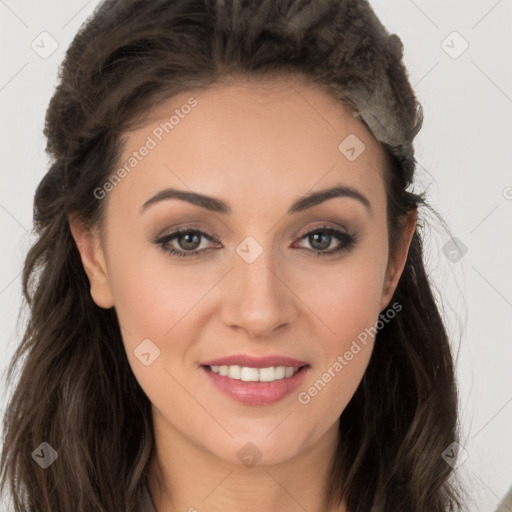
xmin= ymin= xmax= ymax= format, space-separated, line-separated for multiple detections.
xmin=1 ymin=0 xmax=466 ymax=510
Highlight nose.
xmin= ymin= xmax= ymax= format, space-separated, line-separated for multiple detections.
xmin=220 ymin=244 xmax=299 ymax=339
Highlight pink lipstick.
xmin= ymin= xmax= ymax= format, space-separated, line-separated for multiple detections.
xmin=200 ymin=354 xmax=310 ymax=405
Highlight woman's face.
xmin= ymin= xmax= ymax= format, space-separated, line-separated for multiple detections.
xmin=71 ymin=76 xmax=413 ymax=466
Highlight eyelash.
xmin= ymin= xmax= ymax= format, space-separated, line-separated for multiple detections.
xmin=153 ymin=225 xmax=358 ymax=259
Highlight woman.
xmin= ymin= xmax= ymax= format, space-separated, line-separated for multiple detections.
xmin=0 ymin=0 xmax=467 ymax=510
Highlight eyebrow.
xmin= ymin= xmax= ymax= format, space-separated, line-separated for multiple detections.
xmin=139 ymin=184 xmax=372 ymax=216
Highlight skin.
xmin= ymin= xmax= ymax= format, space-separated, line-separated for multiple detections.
xmin=69 ymin=74 xmax=416 ymax=512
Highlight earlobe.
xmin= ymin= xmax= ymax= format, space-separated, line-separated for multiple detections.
xmin=68 ymin=214 xmax=114 ymax=309
xmin=380 ymin=209 xmax=417 ymax=311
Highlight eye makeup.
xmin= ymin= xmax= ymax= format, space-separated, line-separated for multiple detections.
xmin=152 ymin=224 xmax=359 ymax=259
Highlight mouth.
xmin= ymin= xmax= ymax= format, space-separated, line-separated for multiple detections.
xmin=199 ymin=357 xmax=311 ymax=405
xmin=202 ymin=363 xmax=308 ymax=382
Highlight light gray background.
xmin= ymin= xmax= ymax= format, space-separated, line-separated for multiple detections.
xmin=1 ymin=1 xmax=511 ymax=511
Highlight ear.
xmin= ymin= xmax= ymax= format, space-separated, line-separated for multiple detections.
xmin=68 ymin=214 xmax=114 ymax=309
xmin=379 ymin=208 xmax=417 ymax=311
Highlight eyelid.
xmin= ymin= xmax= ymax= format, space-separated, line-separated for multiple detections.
xmin=153 ymin=226 xmax=220 ymax=247
xmin=154 ymin=222 xmax=348 ymax=244
xmin=294 ymin=221 xmax=350 ymax=238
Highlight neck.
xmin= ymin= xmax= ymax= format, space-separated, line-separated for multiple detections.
xmin=146 ymin=412 xmax=346 ymax=512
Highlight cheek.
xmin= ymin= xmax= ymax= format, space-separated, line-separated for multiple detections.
xmin=304 ymin=243 xmax=389 ymax=343
xmin=110 ymin=260 xmax=207 ymax=412
xmin=111 ymin=263 xmax=206 ymax=349
xmin=105 ymin=227 xmax=209 ymax=368
xmin=303 ymin=269 xmax=381 ymax=372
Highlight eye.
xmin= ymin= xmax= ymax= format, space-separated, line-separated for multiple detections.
xmin=153 ymin=227 xmax=220 ymax=258
xmin=293 ymin=225 xmax=358 ymax=257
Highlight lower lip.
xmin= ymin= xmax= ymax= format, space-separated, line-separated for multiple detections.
xmin=201 ymin=365 xmax=310 ymax=405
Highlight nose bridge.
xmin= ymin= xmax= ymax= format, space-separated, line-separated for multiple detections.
xmin=221 ymin=235 xmax=296 ymax=336
xmin=237 ymin=242 xmax=278 ymax=299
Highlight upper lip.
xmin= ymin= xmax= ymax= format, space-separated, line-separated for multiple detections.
xmin=201 ymin=354 xmax=309 ymax=369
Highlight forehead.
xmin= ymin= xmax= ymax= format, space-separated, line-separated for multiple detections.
xmin=107 ymin=76 xmax=387 ymax=218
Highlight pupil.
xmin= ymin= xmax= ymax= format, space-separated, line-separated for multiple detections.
xmin=179 ymin=232 xmax=200 ymax=250
xmin=311 ymin=232 xmax=331 ymax=250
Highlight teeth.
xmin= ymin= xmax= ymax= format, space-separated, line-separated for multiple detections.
xmin=208 ymin=364 xmax=301 ymax=382
xmin=240 ymin=367 xmax=259 ymax=381
xmin=228 ymin=365 xmax=241 ymax=379
xmin=274 ymin=366 xmax=285 ymax=379
xmin=259 ymin=366 xmax=275 ymax=382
